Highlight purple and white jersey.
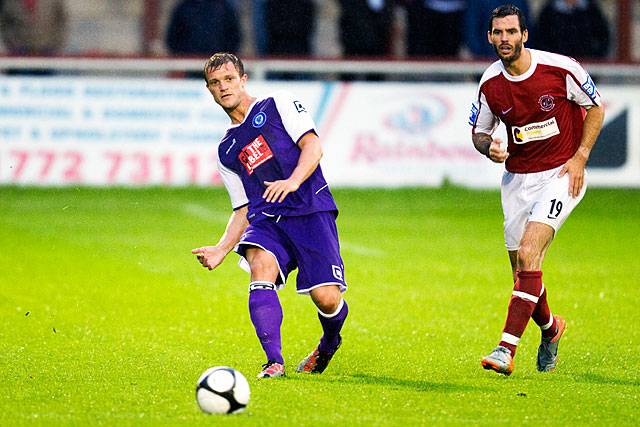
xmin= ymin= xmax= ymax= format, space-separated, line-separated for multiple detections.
xmin=216 ymin=91 xmax=337 ymax=221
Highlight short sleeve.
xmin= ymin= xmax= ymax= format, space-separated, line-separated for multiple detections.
xmin=272 ymin=91 xmax=317 ymax=143
xmin=564 ymin=64 xmax=602 ymax=108
xmin=216 ymin=151 xmax=249 ymax=210
xmin=470 ymin=91 xmax=500 ymax=135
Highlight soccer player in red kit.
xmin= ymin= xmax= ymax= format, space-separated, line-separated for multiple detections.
xmin=468 ymin=4 xmax=604 ymax=375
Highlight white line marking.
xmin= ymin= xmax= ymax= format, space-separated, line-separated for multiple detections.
xmin=182 ymin=203 xmax=230 ymax=224
xmin=340 ymin=241 xmax=385 ymax=257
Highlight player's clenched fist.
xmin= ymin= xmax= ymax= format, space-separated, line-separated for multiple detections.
xmin=488 ymin=138 xmax=509 ymax=163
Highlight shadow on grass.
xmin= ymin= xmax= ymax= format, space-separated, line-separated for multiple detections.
xmin=287 ymin=372 xmax=490 ymax=393
xmin=572 ymin=372 xmax=640 ymax=387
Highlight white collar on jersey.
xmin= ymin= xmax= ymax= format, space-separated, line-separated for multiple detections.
xmin=500 ymin=48 xmax=539 ymax=82
xmin=226 ymin=98 xmax=260 ymax=129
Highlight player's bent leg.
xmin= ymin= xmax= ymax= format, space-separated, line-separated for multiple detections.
xmin=312 ymin=287 xmax=348 ymax=356
xmin=297 ymin=285 xmax=348 ymax=374
xmin=523 ymin=172 xmax=581 ymax=372
xmin=537 ymin=315 xmax=566 ymax=372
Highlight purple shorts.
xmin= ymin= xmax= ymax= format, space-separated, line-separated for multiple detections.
xmin=236 ymin=211 xmax=347 ymax=294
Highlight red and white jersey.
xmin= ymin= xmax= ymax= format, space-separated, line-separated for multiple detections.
xmin=469 ymin=49 xmax=601 ymax=173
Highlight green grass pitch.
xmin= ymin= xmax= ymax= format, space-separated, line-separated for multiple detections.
xmin=1 ymin=186 xmax=639 ymax=426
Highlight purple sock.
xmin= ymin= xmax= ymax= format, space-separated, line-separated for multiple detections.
xmin=248 ymin=288 xmax=283 ymax=364
xmin=318 ymin=299 xmax=348 ymax=353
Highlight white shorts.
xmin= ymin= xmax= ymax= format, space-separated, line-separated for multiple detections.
xmin=501 ymin=165 xmax=587 ymax=251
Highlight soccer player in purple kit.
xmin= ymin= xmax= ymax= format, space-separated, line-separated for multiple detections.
xmin=191 ymin=53 xmax=348 ymax=379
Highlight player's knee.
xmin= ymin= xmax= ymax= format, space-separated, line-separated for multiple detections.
xmin=247 ymin=251 xmax=278 ymax=279
xmin=249 ymin=262 xmax=274 ymax=278
xmin=517 ymin=243 xmax=542 ymax=270
xmin=311 ymin=286 xmax=342 ymax=314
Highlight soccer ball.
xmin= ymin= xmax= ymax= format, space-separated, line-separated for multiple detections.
xmin=195 ymin=366 xmax=250 ymax=414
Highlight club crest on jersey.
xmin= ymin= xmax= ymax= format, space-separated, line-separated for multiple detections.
xmin=538 ymin=94 xmax=555 ymax=112
xmin=512 ymin=117 xmax=560 ymax=144
xmin=293 ymin=100 xmax=306 ymax=113
xmin=252 ymin=112 xmax=267 ymax=128
xmin=581 ymin=74 xmax=597 ymax=100
xmin=238 ymin=135 xmax=273 ymax=174
xmin=468 ymin=103 xmax=479 ymax=126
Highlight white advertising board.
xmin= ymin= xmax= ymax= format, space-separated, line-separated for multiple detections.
xmin=0 ymin=76 xmax=637 ymax=187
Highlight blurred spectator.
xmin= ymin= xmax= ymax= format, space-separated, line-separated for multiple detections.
xmin=166 ymin=0 xmax=241 ymax=58
xmin=534 ymin=0 xmax=610 ymax=59
xmin=264 ymin=0 xmax=315 ymax=79
xmin=338 ymin=0 xmax=394 ymax=58
xmin=464 ymin=0 xmax=531 ymax=59
xmin=265 ymin=0 xmax=315 ymax=57
xmin=338 ymin=0 xmax=395 ymax=80
xmin=252 ymin=0 xmax=268 ymax=56
xmin=0 ymin=0 xmax=68 ymax=71
xmin=404 ymin=0 xmax=467 ymax=57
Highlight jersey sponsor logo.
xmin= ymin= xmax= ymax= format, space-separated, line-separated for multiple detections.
xmin=332 ymin=265 xmax=343 ymax=281
xmin=252 ymin=112 xmax=267 ymax=128
xmin=468 ymin=103 xmax=479 ymax=125
xmin=538 ymin=94 xmax=555 ymax=112
xmin=501 ymin=107 xmax=513 ymax=116
xmin=238 ymin=135 xmax=273 ymax=175
xmin=511 ymin=117 xmax=560 ymax=144
xmin=581 ymin=74 xmax=597 ymax=100
xmin=293 ymin=100 xmax=306 ymax=113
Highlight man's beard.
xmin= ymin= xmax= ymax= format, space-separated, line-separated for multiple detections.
xmin=494 ymin=40 xmax=523 ymax=65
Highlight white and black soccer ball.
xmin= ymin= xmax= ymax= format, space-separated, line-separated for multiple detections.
xmin=195 ymin=366 xmax=250 ymax=414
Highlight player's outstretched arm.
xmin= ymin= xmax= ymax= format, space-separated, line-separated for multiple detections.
xmin=263 ymin=131 xmax=322 ymax=203
xmin=192 ymin=206 xmax=249 ymax=270
xmin=559 ymin=104 xmax=605 ymax=197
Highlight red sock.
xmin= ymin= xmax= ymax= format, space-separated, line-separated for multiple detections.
xmin=499 ymin=271 xmax=543 ymax=357
xmin=531 ymin=287 xmax=558 ymax=338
